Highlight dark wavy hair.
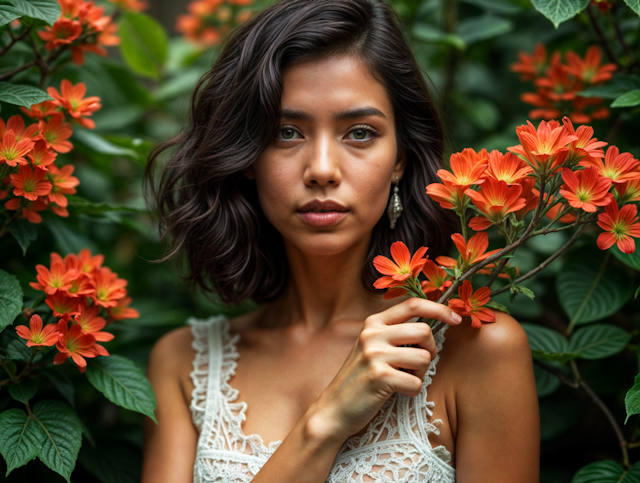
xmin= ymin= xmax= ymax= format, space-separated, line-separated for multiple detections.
xmin=143 ymin=0 xmax=457 ymax=306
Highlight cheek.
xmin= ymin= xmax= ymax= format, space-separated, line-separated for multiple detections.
xmin=252 ymin=157 xmax=297 ymax=219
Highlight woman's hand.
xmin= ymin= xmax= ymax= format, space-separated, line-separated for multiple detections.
xmin=308 ymin=298 xmax=462 ymax=442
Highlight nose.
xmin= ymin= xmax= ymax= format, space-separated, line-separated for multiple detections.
xmin=302 ymin=133 xmax=342 ymax=187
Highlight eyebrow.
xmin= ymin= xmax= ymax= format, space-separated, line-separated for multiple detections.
xmin=280 ymin=106 xmax=387 ymax=122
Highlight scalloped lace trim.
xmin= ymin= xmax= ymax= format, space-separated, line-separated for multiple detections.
xmin=188 ymin=315 xmax=456 ymax=482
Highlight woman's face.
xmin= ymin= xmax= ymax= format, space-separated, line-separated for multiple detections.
xmin=246 ymin=54 xmax=405 ymax=257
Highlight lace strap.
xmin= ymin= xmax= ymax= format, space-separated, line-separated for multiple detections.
xmin=187 ymin=315 xmax=226 ymax=433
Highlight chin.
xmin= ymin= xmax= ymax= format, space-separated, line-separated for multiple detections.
xmin=288 ymin=231 xmax=361 ymax=257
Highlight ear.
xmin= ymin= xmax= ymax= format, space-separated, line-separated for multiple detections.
xmin=244 ymin=166 xmax=255 ymax=180
xmin=392 ymin=145 xmax=407 ymax=181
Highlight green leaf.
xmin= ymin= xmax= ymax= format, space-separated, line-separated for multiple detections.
xmin=531 ymin=349 xmax=582 ymax=362
xmin=510 ymin=284 xmax=536 ymax=302
xmin=6 ymin=340 xmax=42 ymax=363
xmin=8 ymin=378 xmax=38 ymax=404
xmin=67 ymin=197 xmax=146 ymax=215
xmin=578 ymin=74 xmax=640 ymax=99
xmin=568 ymin=324 xmax=631 ymax=360
xmin=624 ymin=0 xmax=640 ymax=16
xmin=43 ymin=371 xmax=75 ymax=408
xmin=0 ymin=408 xmax=45 ymax=476
xmin=457 ymin=14 xmax=513 ymax=45
xmin=556 ymin=249 xmax=632 ymax=326
xmin=533 ymin=363 xmax=561 ymax=397
xmin=522 ymin=323 xmax=581 ymax=361
xmin=0 ymin=269 xmax=23 ymax=333
xmin=636 ymin=286 xmax=640 ymax=299
xmin=86 ymin=355 xmax=158 ymax=423
xmin=0 ymin=5 xmax=23 ymax=26
xmin=8 ymin=219 xmax=37 ymax=256
xmin=625 ymin=373 xmax=640 ymax=424
xmin=572 ymin=460 xmax=640 ymax=483
xmin=0 ymin=82 xmax=53 ymax=108
xmin=72 ymin=128 xmax=139 ymax=159
xmin=6 ymin=0 xmax=60 ymax=26
xmin=612 ymin=244 xmax=640 ymax=270
xmin=118 ymin=11 xmax=168 ymax=80
xmin=531 ymin=0 xmax=589 ymax=27
xmin=413 ymin=23 xmax=466 ymax=50
xmin=459 ymin=0 xmax=522 ymax=14
xmin=32 ymin=400 xmax=82 ymax=483
xmin=154 ymin=68 xmax=205 ymax=101
xmin=485 ymin=300 xmax=510 ymax=315
xmin=611 ymin=89 xmax=640 ymax=108
xmin=46 ymin=217 xmax=98 ymax=256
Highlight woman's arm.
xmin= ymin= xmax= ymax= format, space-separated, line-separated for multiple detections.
xmin=453 ymin=311 xmax=540 ymax=483
xmin=141 ymin=327 xmax=199 ymax=483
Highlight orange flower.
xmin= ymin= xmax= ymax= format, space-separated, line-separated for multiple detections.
xmin=39 ymin=114 xmax=73 ymax=153
xmin=485 ymin=150 xmax=533 ymax=185
xmin=74 ymin=248 xmax=105 ymax=274
xmin=562 ymin=117 xmax=607 ymax=166
xmin=29 ymin=259 xmax=79 ymax=295
xmin=514 ymin=178 xmax=540 ymax=220
xmin=535 ymin=53 xmax=579 ymax=102
xmin=108 ymin=0 xmax=148 ymax=11
xmin=3 ymin=197 xmax=48 ymax=223
xmin=420 ymin=260 xmax=452 ymax=296
xmin=54 ymin=320 xmax=98 ymax=373
xmin=510 ymin=43 xmax=547 ymax=81
xmin=451 ymin=232 xmax=501 ymax=267
xmin=559 ymin=166 xmax=614 ymax=213
xmin=448 ymin=280 xmax=495 ymax=329
xmin=107 ymin=296 xmax=139 ymax=321
xmin=47 ymin=164 xmax=79 ymax=207
xmin=596 ymin=201 xmax=640 ymax=254
xmin=74 ymin=304 xmax=115 ymax=342
xmin=38 ymin=18 xmax=82 ymax=50
xmin=45 ymin=292 xmax=82 ymax=319
xmin=615 ymin=179 xmax=640 ymax=205
xmin=27 ymin=140 xmax=57 ymax=171
xmin=47 ymin=80 xmax=102 ymax=129
xmin=0 ymin=130 xmax=34 ymax=167
xmin=20 ymin=100 xmax=60 ymax=120
xmin=508 ymin=120 xmax=578 ymax=177
xmin=0 ymin=115 xmax=41 ymax=142
xmin=437 ymin=148 xmax=488 ymax=189
xmin=465 ymin=178 xmax=527 ymax=231
xmin=579 ymin=146 xmax=640 ymax=184
xmin=91 ymin=267 xmax=128 ymax=308
xmin=373 ymin=242 xmax=428 ymax=289
xmin=16 ymin=314 xmax=58 ymax=347
xmin=563 ymin=46 xmax=617 ymax=84
xmin=426 ymin=178 xmax=468 ymax=211
xmin=9 ymin=165 xmax=53 ymax=201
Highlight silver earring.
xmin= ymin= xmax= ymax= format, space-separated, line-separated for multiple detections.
xmin=387 ymin=176 xmax=403 ymax=229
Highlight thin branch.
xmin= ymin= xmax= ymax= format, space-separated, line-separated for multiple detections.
xmin=491 ymin=224 xmax=588 ymax=296
xmin=585 ymin=4 xmax=619 ymax=67
xmin=485 ymin=258 xmax=508 ymax=287
xmin=533 ymin=359 xmax=577 ymax=388
xmin=532 ymin=217 xmax=595 ymax=236
xmin=0 ymin=60 xmax=36 ymax=81
xmin=0 ymin=26 xmax=32 ymax=58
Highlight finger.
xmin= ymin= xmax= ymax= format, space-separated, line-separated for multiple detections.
xmin=385 ymin=323 xmax=437 ymax=360
xmin=390 ymin=369 xmax=424 ymax=397
xmin=369 ymin=298 xmax=462 ymax=327
xmin=384 ymin=346 xmax=433 ymax=371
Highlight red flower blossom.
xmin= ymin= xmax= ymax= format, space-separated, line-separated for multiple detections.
xmin=448 ymin=280 xmax=495 ymax=329
xmin=38 ymin=18 xmax=82 ymax=50
xmin=20 ymin=101 xmax=60 ymax=120
xmin=47 ymin=164 xmax=79 ymax=207
xmin=373 ymin=242 xmax=428 ymax=289
xmin=426 ymin=178 xmax=469 ymax=211
xmin=4 ymin=197 xmax=48 ymax=223
xmin=510 ymin=42 xmax=547 ymax=81
xmin=420 ymin=260 xmax=452 ymax=296
xmin=91 ymin=267 xmax=128 ymax=308
xmin=437 ymin=148 xmax=488 ymax=189
xmin=0 ymin=130 xmax=34 ymax=167
xmin=615 ymin=179 xmax=640 ymax=205
xmin=596 ymin=201 xmax=640 ymax=254
xmin=465 ymin=178 xmax=527 ymax=231
xmin=559 ymin=166 xmax=614 ymax=213
xmin=54 ymin=320 xmax=98 ymax=373
xmin=9 ymin=165 xmax=52 ymax=201
xmin=27 ymin=140 xmax=57 ymax=171
xmin=485 ymin=150 xmax=533 ymax=185
xmin=451 ymin=232 xmax=501 ymax=268
xmin=74 ymin=304 xmax=115 ymax=342
xmin=562 ymin=117 xmax=607 ymax=166
xmin=47 ymin=79 xmax=102 ymax=129
xmin=0 ymin=115 xmax=41 ymax=142
xmin=39 ymin=114 xmax=73 ymax=153
xmin=16 ymin=314 xmax=58 ymax=347
xmin=108 ymin=0 xmax=148 ymax=11
xmin=45 ymin=292 xmax=82 ymax=319
xmin=29 ymin=259 xmax=79 ymax=295
xmin=107 ymin=296 xmax=139 ymax=321
xmin=563 ymin=45 xmax=617 ymax=84
xmin=579 ymin=146 xmax=640 ymax=184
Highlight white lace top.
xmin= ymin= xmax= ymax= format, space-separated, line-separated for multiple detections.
xmin=188 ymin=314 xmax=456 ymax=482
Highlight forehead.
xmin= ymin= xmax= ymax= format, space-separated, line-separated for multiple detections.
xmin=280 ymin=54 xmax=393 ymax=119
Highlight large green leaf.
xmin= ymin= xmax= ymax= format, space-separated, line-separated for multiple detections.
xmin=626 ymin=373 xmax=640 ymax=423
xmin=578 ymin=74 xmax=640 ymax=99
xmin=46 ymin=217 xmax=98 ymax=255
xmin=86 ymin=355 xmax=158 ymax=423
xmin=32 ymin=400 xmax=82 ymax=483
xmin=556 ymin=249 xmax=632 ymax=326
xmin=0 ymin=82 xmax=53 ymax=108
xmin=624 ymin=0 xmax=640 ymax=16
xmin=611 ymin=89 xmax=640 ymax=108
xmin=0 ymin=5 xmax=23 ymax=26
xmin=572 ymin=460 xmax=640 ymax=483
xmin=532 ymin=0 xmax=589 ymax=27
xmin=8 ymin=378 xmax=38 ymax=404
xmin=6 ymin=0 xmax=60 ymax=26
xmin=73 ymin=128 xmax=139 ymax=159
xmin=118 ymin=11 xmax=168 ymax=80
xmin=413 ymin=24 xmax=466 ymax=50
xmin=568 ymin=324 xmax=631 ymax=360
xmin=612 ymin=245 xmax=640 ymax=270
xmin=457 ymin=14 xmax=513 ymax=45
xmin=0 ymin=408 xmax=45 ymax=476
xmin=0 ymin=269 xmax=23 ymax=333
xmin=533 ymin=363 xmax=561 ymax=397
xmin=521 ymin=323 xmax=580 ymax=361
xmin=8 ymin=219 xmax=37 ymax=256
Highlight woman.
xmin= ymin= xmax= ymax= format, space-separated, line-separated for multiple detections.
xmin=141 ymin=1 xmax=540 ymax=481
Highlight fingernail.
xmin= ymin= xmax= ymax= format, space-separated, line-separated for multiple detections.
xmin=452 ymin=313 xmax=462 ymax=323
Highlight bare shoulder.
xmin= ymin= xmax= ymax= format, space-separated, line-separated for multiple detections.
xmin=148 ymin=325 xmax=196 ymax=377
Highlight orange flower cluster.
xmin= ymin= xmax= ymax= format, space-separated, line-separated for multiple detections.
xmin=0 ymin=79 xmax=100 ymax=223
xmin=510 ymin=44 xmax=616 ymax=124
xmin=176 ymin=0 xmax=255 ymax=47
xmin=17 ymin=249 xmax=139 ymax=372
xmin=107 ymin=0 xmax=148 ymax=11
xmin=37 ymin=0 xmax=120 ymax=66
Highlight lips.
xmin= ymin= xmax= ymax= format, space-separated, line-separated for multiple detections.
xmin=298 ymin=199 xmax=348 ymax=213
